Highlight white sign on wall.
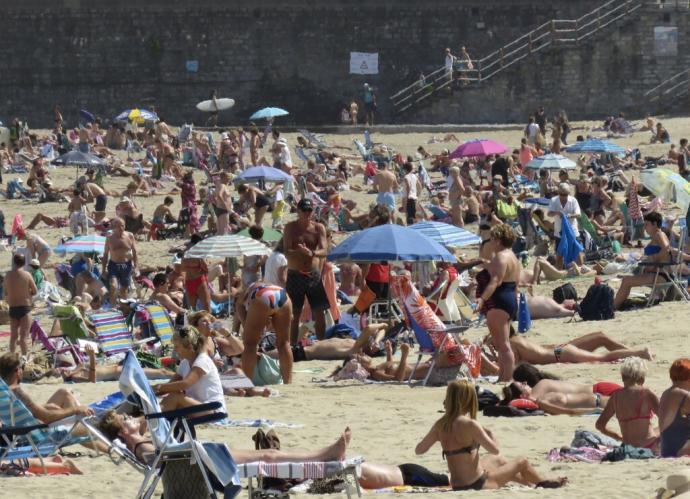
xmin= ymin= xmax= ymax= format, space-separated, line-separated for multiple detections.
xmin=350 ymin=52 xmax=379 ymax=74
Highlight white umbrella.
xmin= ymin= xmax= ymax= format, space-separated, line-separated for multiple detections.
xmin=185 ymin=235 xmax=270 ymax=259
xmin=524 ymin=154 xmax=576 ymax=170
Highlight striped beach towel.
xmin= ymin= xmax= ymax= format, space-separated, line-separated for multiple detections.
xmin=90 ymin=311 xmax=132 ymax=356
xmin=237 ymin=457 xmax=363 ymax=480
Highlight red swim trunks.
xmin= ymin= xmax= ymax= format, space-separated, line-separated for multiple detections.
xmin=592 ymin=382 xmax=623 ymax=397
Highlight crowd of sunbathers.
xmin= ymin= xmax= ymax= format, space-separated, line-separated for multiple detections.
xmin=1 ymin=107 xmax=690 ymax=493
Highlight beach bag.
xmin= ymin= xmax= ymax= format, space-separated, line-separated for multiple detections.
xmin=252 ymin=354 xmax=283 ymax=386
xmin=353 ymin=286 xmax=376 ymax=313
xmin=517 ymin=292 xmax=531 ymax=333
xmin=476 ymin=386 xmax=500 ymax=410
xmin=552 ymin=283 xmax=577 ymax=304
xmin=578 ymin=284 xmax=615 ymax=321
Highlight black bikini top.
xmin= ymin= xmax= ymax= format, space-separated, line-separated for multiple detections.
xmin=442 ymin=443 xmax=479 ymax=459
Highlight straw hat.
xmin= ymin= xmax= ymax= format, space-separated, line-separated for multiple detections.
xmin=657 ymin=470 xmax=690 ymax=498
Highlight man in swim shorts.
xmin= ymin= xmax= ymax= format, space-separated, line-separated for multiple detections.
xmin=373 ymin=162 xmax=398 ymax=221
xmin=283 ymin=198 xmax=330 ymax=343
xmin=4 ymin=253 xmax=37 ymax=355
xmin=102 ymin=217 xmax=138 ymax=304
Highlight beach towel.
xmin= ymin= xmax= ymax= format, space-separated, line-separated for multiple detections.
xmin=557 ymin=213 xmax=583 ymax=266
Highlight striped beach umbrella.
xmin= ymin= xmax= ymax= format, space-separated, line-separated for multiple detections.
xmin=524 ymin=154 xmax=576 ymax=170
xmin=565 ymin=139 xmax=624 ymax=154
xmin=409 ymin=221 xmax=482 ymax=248
xmin=184 ymin=235 xmax=271 ymax=259
xmin=54 ymin=235 xmax=106 ymax=255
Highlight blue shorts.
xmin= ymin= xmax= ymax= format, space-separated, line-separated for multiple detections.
xmin=107 ymin=260 xmax=133 ymax=288
xmin=376 ymin=192 xmax=396 ymax=211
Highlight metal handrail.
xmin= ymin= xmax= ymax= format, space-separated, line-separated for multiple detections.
xmin=391 ymin=0 xmax=643 ymax=112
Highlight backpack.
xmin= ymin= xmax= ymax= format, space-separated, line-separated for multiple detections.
xmin=578 ymin=284 xmax=615 ymax=321
xmin=552 ymin=283 xmax=577 ymax=304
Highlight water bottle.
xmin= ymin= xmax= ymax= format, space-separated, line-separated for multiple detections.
xmin=520 ymin=251 xmax=529 ymax=268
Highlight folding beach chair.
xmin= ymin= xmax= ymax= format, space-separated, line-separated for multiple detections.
xmin=390 ymin=273 xmax=469 ymax=386
xmin=641 ymin=227 xmax=690 ymax=306
xmin=118 ymin=351 xmax=240 ymax=499
xmin=426 ymin=278 xmax=462 ymax=323
xmin=143 ymin=303 xmax=175 ymax=348
xmin=0 ymin=379 xmax=119 ymax=474
xmin=30 ymin=319 xmax=83 ymax=368
xmin=51 ymin=304 xmax=91 ymax=343
xmin=89 ymin=309 xmax=146 ymax=357
xmin=454 ymin=288 xmax=484 ymax=328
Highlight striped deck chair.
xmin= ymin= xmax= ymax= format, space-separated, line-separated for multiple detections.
xmin=0 ymin=379 xmax=106 ymax=474
xmin=145 ymin=304 xmax=174 ymax=347
xmin=89 ymin=310 xmax=135 ymax=356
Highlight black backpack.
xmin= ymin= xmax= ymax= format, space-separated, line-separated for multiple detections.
xmin=552 ymin=283 xmax=577 ymax=304
xmin=578 ymin=284 xmax=615 ymax=321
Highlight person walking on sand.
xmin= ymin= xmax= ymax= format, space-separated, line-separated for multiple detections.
xmin=102 ymin=217 xmax=138 ymax=304
xmin=5 ymin=253 xmax=37 ymax=356
xmin=373 ymin=162 xmax=399 ymax=221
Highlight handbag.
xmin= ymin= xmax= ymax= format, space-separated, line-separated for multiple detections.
xmin=252 ymin=354 xmax=283 ymax=386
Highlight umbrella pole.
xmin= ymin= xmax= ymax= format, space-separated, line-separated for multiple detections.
xmin=387 ymin=264 xmax=392 ymax=327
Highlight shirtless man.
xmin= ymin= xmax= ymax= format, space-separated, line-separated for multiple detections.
xmin=283 ymin=198 xmax=330 ymax=342
xmin=25 ymin=231 xmax=52 ymax=268
xmin=5 ymin=253 xmax=37 ymax=355
xmin=151 ymin=273 xmax=185 ymax=315
xmin=80 ymin=180 xmax=108 ymax=223
xmin=156 ymin=137 xmax=179 ymax=178
xmin=102 ymin=217 xmax=138 ymax=304
xmin=373 ymin=163 xmax=398 ymax=222
xmin=149 ymin=196 xmax=176 ymax=240
xmin=68 ymin=188 xmax=89 ymax=236
xmin=211 ymin=172 xmax=233 ymax=235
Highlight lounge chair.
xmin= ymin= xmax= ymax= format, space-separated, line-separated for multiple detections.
xmin=30 ymin=319 xmax=83 ymax=368
xmin=390 ymin=273 xmax=470 ymax=386
xmin=641 ymin=227 xmax=690 ymax=306
xmin=142 ymin=303 xmax=175 ymax=348
xmin=118 ymin=351 xmax=240 ymax=499
xmin=89 ymin=309 xmax=151 ymax=357
xmin=0 ymin=379 xmax=118 ymax=474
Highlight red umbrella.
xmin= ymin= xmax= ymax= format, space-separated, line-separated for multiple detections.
xmin=449 ymin=139 xmax=508 ymax=159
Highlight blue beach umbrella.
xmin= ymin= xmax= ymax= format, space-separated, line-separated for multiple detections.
xmin=79 ymin=109 xmax=96 ymax=124
xmin=327 ymin=224 xmax=456 ymax=263
xmin=52 ymin=150 xmax=105 ymax=168
xmin=409 ymin=221 xmax=481 ymax=248
xmin=249 ymin=107 xmax=289 ymax=120
xmin=565 ymin=139 xmax=625 ymax=154
xmin=233 ymin=166 xmax=294 ymax=183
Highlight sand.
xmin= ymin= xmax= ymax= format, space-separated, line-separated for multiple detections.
xmin=2 ymin=117 xmax=690 ymax=498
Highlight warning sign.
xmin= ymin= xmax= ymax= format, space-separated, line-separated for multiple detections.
xmin=350 ymin=52 xmax=379 ymax=74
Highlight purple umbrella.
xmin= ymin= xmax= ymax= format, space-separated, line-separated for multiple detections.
xmin=449 ymin=139 xmax=508 ymax=159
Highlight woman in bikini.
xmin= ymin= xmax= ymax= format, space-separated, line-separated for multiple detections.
xmin=211 ymin=172 xmax=233 ymax=235
xmin=415 ymin=380 xmax=567 ymax=491
xmin=235 ymin=281 xmax=293 ymax=383
xmin=596 ymin=357 xmax=660 ymax=450
xmin=504 ymin=363 xmax=623 ymax=415
xmin=614 ymin=211 xmax=670 ymax=310
xmin=475 ymin=224 xmax=521 ymax=381
xmin=658 ymin=358 xmax=690 ymax=457
xmin=178 ymin=170 xmax=199 ymax=237
xmin=181 ymin=256 xmax=211 ymax=312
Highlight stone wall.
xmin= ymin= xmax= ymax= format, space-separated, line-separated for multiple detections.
xmin=1 ymin=0 xmax=604 ymax=126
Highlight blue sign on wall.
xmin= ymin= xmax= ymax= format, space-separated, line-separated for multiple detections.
xmin=186 ymin=60 xmax=199 ymax=73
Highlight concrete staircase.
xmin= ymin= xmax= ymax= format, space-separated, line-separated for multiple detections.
xmin=645 ymin=68 xmax=690 ymax=111
xmin=390 ymin=0 xmax=644 ymax=115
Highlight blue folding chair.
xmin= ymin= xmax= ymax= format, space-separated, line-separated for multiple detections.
xmin=119 ymin=351 xmax=240 ymax=499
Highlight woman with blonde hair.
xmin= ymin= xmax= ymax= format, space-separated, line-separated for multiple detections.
xmin=415 ymin=381 xmax=567 ymax=491
xmin=152 ymin=326 xmax=226 ymax=413
xmin=596 ymin=357 xmax=660 ymax=450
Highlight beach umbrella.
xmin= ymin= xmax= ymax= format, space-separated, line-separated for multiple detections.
xmin=236 ymin=227 xmax=282 ymax=243
xmin=185 ymin=235 xmax=270 ymax=259
xmin=565 ymin=139 xmax=624 ymax=154
xmin=54 ymin=235 xmax=106 ymax=255
xmin=79 ymin=109 xmax=96 ymax=124
xmin=327 ymin=224 xmax=456 ymax=263
xmin=52 ymin=150 xmax=105 ymax=168
xmin=233 ymin=166 xmax=294 ymax=184
xmin=524 ymin=153 xmax=576 ymax=170
xmin=249 ymin=107 xmax=289 ymax=121
xmin=409 ymin=221 xmax=481 ymax=248
xmin=641 ymin=168 xmax=690 ymax=213
xmin=115 ymin=108 xmax=158 ymax=124
xmin=449 ymin=139 xmax=508 ymax=159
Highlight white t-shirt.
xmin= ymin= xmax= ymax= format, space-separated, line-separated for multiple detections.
xmin=445 ymin=54 xmax=455 ymax=71
xmin=264 ymin=251 xmax=288 ymax=286
xmin=176 ymin=352 xmax=226 ymax=412
xmin=526 ymin=123 xmax=539 ymax=144
xmin=404 ymin=173 xmax=419 ymax=200
xmin=548 ymin=195 xmax=581 ymax=237
xmin=280 ymin=147 xmax=293 ymax=168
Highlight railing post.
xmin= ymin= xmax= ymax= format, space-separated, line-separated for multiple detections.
xmin=574 ymin=18 xmax=579 ymax=43
xmin=597 ymin=10 xmax=602 ymax=31
xmin=477 ymin=60 xmax=482 ymax=82
xmin=500 ymin=48 xmax=505 ymax=67
xmin=550 ymin=19 xmax=556 ymax=41
xmin=528 ymin=32 xmax=533 ymax=52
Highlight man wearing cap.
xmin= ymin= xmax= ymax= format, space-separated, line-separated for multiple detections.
xmin=274 ymin=137 xmax=292 ymax=172
xmin=283 ymin=198 xmax=330 ymax=343
xmin=548 ymin=182 xmax=584 ymax=268
xmin=28 ymin=259 xmax=45 ymax=288
xmin=102 ymin=217 xmax=138 ymax=304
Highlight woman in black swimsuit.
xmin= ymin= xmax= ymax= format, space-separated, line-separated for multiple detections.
xmin=475 ymin=224 xmax=521 ymax=381
xmin=415 ymin=380 xmax=567 ymax=491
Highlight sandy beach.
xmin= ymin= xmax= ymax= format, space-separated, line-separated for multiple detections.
xmin=2 ymin=116 xmax=690 ymax=498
